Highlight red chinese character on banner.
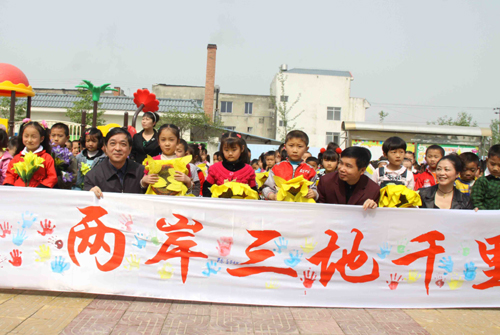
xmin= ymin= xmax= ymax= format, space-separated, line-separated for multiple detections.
xmin=227 ymin=230 xmax=297 ymax=278
xmin=67 ymin=206 xmax=125 ymax=272
xmin=146 ymin=214 xmax=208 ymax=283
xmin=392 ymin=230 xmax=445 ymax=295
xmin=307 ymin=229 xmax=379 ymax=286
xmin=473 ymin=235 xmax=500 ymax=290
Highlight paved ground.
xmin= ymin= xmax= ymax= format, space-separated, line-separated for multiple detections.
xmin=0 ymin=290 xmax=499 ymax=334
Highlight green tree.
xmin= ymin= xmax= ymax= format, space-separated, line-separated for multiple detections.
xmin=0 ymin=97 xmax=26 ymax=121
xmin=428 ymin=112 xmax=478 ymax=127
xmin=65 ymin=88 xmax=106 ymax=127
xmin=490 ymin=119 xmax=500 ymax=145
xmin=160 ymin=110 xmax=224 ymax=140
xmin=379 ymin=110 xmax=389 ymax=122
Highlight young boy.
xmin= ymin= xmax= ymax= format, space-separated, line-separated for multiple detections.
xmin=302 ymin=151 xmax=312 ymax=162
xmin=262 ymin=130 xmax=317 ymax=200
xmin=213 ymin=151 xmax=222 ymax=163
xmin=50 ymin=123 xmax=78 ymax=189
xmin=471 ymin=144 xmax=500 ymax=210
xmin=305 ymin=157 xmax=319 ymax=170
xmin=71 ymin=140 xmax=80 ymax=156
xmin=455 ymin=152 xmax=479 ymax=196
xmin=251 ymin=159 xmax=259 ymax=171
xmin=370 ymin=137 xmax=415 ymax=190
xmin=265 ymin=151 xmax=276 ymax=170
xmin=414 ymin=144 xmax=444 ymax=190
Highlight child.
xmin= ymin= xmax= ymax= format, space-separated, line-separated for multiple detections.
xmin=402 ymin=158 xmax=413 ymax=172
xmin=50 ymin=123 xmax=78 ymax=189
xmin=187 ymin=142 xmax=204 ymax=196
xmin=370 ymin=136 xmax=415 ymax=190
xmin=251 ymin=159 xmax=259 ymax=170
xmin=405 ymin=151 xmax=420 ymax=175
xmin=7 ymin=136 xmax=17 ymax=157
xmin=265 ymin=151 xmax=276 ymax=171
xmin=415 ymin=145 xmax=444 ymax=190
xmin=202 ymin=132 xmax=257 ymax=197
xmin=199 ymin=143 xmax=210 ymax=166
xmin=455 ymin=152 xmax=479 ymax=196
xmin=71 ymin=140 xmax=80 ymax=156
xmin=302 ymin=151 xmax=312 ymax=162
xmin=262 ymin=130 xmax=318 ymax=200
xmin=321 ymin=149 xmax=339 ymax=175
xmin=74 ymin=128 xmax=106 ymax=190
xmin=275 ymin=143 xmax=285 ymax=163
xmin=0 ymin=129 xmax=13 ymax=185
xmin=213 ymin=151 xmax=222 ymax=163
xmin=471 ymin=144 xmax=500 ymax=210
xmin=305 ymin=157 xmax=319 ymax=170
xmin=4 ymin=120 xmax=57 ymax=188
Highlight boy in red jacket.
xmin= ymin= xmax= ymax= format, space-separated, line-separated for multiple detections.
xmin=262 ymin=130 xmax=318 ymax=200
xmin=415 ymin=145 xmax=444 ymax=190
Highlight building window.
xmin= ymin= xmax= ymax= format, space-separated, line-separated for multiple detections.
xmin=196 ymin=99 xmax=203 ymax=107
xmin=279 ymin=120 xmax=287 ymax=127
xmin=280 ymin=95 xmax=288 ymax=102
xmin=326 ymin=132 xmax=340 ymax=145
xmin=225 ymin=126 xmax=236 ymax=131
xmin=221 ymin=101 xmax=233 ymax=113
xmin=247 ymin=127 xmax=253 ymax=133
xmin=245 ymin=102 xmax=253 ymax=115
xmin=269 ymin=102 xmax=275 ymax=109
xmin=327 ymin=107 xmax=341 ymax=121
xmin=259 ymin=117 xmax=264 ymax=124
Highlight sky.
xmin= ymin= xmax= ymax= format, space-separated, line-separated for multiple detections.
xmin=1 ymin=0 xmax=499 ymax=127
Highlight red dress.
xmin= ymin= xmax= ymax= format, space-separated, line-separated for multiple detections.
xmin=4 ymin=150 xmax=58 ymax=188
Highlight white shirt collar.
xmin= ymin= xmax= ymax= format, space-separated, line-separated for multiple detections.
xmin=21 ymin=145 xmax=43 ymax=155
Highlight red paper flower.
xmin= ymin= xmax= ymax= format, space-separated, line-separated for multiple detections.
xmin=127 ymin=126 xmax=137 ymax=137
xmin=133 ymin=89 xmax=159 ymax=112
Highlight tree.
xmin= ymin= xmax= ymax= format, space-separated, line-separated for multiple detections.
xmin=379 ymin=110 xmax=389 ymax=122
xmin=65 ymin=88 xmax=106 ymax=127
xmin=490 ymin=119 xmax=500 ymax=145
xmin=428 ymin=112 xmax=478 ymax=127
xmin=271 ymin=70 xmax=304 ymax=141
xmin=0 ymin=97 xmax=26 ymax=121
xmin=160 ymin=110 xmax=224 ymax=140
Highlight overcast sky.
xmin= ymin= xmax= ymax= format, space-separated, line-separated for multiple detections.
xmin=1 ymin=0 xmax=499 ymax=127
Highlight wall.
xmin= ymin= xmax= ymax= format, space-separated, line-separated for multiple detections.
xmin=152 ymin=85 xmax=205 ymax=101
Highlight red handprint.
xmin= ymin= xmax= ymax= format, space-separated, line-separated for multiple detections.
xmin=9 ymin=249 xmax=22 ymax=267
xmin=37 ymin=220 xmax=55 ymax=236
xmin=435 ymin=276 xmax=446 ymax=288
xmin=216 ymin=237 xmax=233 ymax=257
xmin=300 ymin=269 xmax=317 ymax=288
xmin=0 ymin=222 xmax=11 ymax=238
xmin=387 ymin=273 xmax=403 ymax=290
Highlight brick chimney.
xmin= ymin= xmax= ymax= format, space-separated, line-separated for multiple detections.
xmin=204 ymin=44 xmax=217 ymax=119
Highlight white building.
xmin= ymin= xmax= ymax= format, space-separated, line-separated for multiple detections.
xmin=270 ymin=66 xmax=370 ymax=148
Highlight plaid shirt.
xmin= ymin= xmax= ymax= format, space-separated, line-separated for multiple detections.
xmin=471 ymin=175 xmax=500 ymax=210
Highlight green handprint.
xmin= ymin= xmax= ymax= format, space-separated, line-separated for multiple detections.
xmin=35 ymin=244 xmax=51 ymax=262
xmin=397 ymin=238 xmax=409 ymax=254
xmin=124 ymin=254 xmax=140 ymax=270
xmin=75 ymin=80 xmax=118 ymax=102
xmin=158 ymin=263 xmax=174 ymax=279
xmin=150 ymin=230 xmax=161 ymax=246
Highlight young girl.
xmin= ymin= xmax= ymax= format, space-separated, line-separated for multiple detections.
xmin=202 ymin=132 xmax=257 ymax=197
xmin=198 ymin=143 xmax=210 ymax=167
xmin=142 ymin=124 xmax=192 ymax=192
xmin=4 ymin=121 xmax=57 ymax=187
xmin=74 ymin=128 xmax=106 ymax=190
xmin=131 ymin=111 xmax=161 ymax=164
xmin=321 ymin=150 xmax=339 ymax=174
xmin=175 ymin=139 xmax=200 ymax=196
xmin=0 ymin=129 xmax=13 ymax=185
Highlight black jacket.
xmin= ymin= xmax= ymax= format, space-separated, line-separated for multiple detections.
xmin=419 ymin=185 xmax=473 ymax=209
xmin=84 ymin=158 xmax=146 ymax=194
xmin=131 ymin=130 xmax=161 ymax=164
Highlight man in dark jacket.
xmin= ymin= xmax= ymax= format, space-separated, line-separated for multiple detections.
xmin=84 ymin=128 xmax=153 ymax=198
xmin=318 ymin=147 xmax=380 ymax=210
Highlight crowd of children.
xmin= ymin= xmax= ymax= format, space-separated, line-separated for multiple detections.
xmin=2 ymin=118 xmax=500 ymax=211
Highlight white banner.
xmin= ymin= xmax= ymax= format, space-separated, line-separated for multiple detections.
xmin=1 ymin=187 xmax=499 ymax=308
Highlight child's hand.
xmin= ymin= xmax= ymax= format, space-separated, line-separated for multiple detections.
xmin=363 ymin=199 xmax=378 ymax=210
xmin=174 ymin=171 xmax=192 ymax=187
xmin=268 ymin=193 xmax=277 ymax=201
xmin=142 ymin=174 xmax=159 ymax=185
xmin=90 ymin=186 xmax=103 ymax=199
xmin=305 ymin=189 xmax=317 ymax=199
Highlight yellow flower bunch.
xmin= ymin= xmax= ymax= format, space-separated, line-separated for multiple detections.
xmin=273 ymin=175 xmax=315 ymax=203
xmin=379 ymin=184 xmax=422 ymax=208
xmin=143 ymin=155 xmax=192 ymax=196
xmin=12 ymin=152 xmax=45 ymax=187
xmin=255 ymin=171 xmax=269 ymax=189
xmin=80 ymin=162 xmax=91 ymax=176
xmin=210 ymin=181 xmax=258 ymax=200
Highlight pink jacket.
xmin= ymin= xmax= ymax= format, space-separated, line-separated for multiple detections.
xmin=0 ymin=151 xmax=13 ymax=185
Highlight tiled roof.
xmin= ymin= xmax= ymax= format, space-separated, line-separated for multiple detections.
xmin=286 ymin=68 xmax=352 ymax=78
xmin=17 ymin=93 xmax=203 ymax=113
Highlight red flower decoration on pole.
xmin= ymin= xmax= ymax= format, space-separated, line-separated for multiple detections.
xmin=133 ymin=89 xmax=159 ymax=113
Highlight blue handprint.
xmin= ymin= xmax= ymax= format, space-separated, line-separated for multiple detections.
xmin=12 ymin=229 xmax=28 ymax=246
xmin=51 ymin=256 xmax=70 ymax=274
xmin=202 ymin=260 xmax=221 ymax=277
xmin=377 ymin=242 xmax=392 ymax=259
xmin=463 ymin=262 xmax=477 ymax=281
xmin=284 ymin=250 xmax=303 ymax=268
xmin=438 ymin=256 xmax=454 ymax=275
xmin=273 ymin=237 xmax=288 ymax=254
xmin=133 ymin=233 xmax=147 ymax=249
xmin=19 ymin=211 xmax=37 ymax=229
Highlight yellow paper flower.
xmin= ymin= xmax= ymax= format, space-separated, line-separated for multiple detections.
xmin=273 ymin=175 xmax=315 ymax=203
xmin=143 ymin=155 xmax=192 ymax=196
xmin=379 ymin=185 xmax=422 ymax=208
xmin=197 ymin=163 xmax=207 ymax=177
xmin=210 ymin=181 xmax=259 ymax=200
xmin=255 ymin=171 xmax=269 ymax=189
xmin=12 ymin=152 xmax=45 ymax=187
xmin=80 ymin=162 xmax=91 ymax=176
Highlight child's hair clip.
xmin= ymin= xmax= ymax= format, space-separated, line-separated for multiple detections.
xmin=335 ymin=148 xmax=342 ymax=154
xmin=320 ymin=148 xmax=326 ymax=154
xmin=40 ymin=120 xmax=48 ymax=129
xmin=22 ymin=118 xmax=31 ymax=124
xmin=236 ymin=134 xmax=241 ymax=138
xmin=85 ymin=131 xmax=90 ymax=135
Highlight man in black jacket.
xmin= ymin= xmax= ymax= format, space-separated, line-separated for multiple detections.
xmin=84 ymin=128 xmax=157 ymax=198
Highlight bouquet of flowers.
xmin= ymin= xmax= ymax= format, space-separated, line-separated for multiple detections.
xmin=210 ymin=181 xmax=258 ymax=200
xmin=12 ymin=152 xmax=45 ymax=187
xmin=379 ymin=185 xmax=422 ymax=208
xmin=273 ymin=175 xmax=315 ymax=203
xmin=143 ymin=155 xmax=192 ymax=196
xmin=52 ymin=145 xmax=74 ymax=182
xmin=255 ymin=171 xmax=269 ymax=189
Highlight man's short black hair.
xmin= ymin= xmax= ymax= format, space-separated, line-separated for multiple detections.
xmin=459 ymin=152 xmax=479 ymax=167
xmin=426 ymin=145 xmax=445 ymax=157
xmin=285 ymin=130 xmax=309 ymax=146
xmin=264 ymin=151 xmax=276 ymax=158
xmin=105 ymin=127 xmax=132 ymax=147
xmin=488 ymin=144 xmax=500 ymax=159
xmin=51 ymin=122 xmax=70 ymax=137
xmin=382 ymin=136 xmax=406 ymax=154
xmin=341 ymin=147 xmax=371 ymax=169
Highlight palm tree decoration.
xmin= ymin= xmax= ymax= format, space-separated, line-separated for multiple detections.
xmin=75 ymin=80 xmax=118 ymax=127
